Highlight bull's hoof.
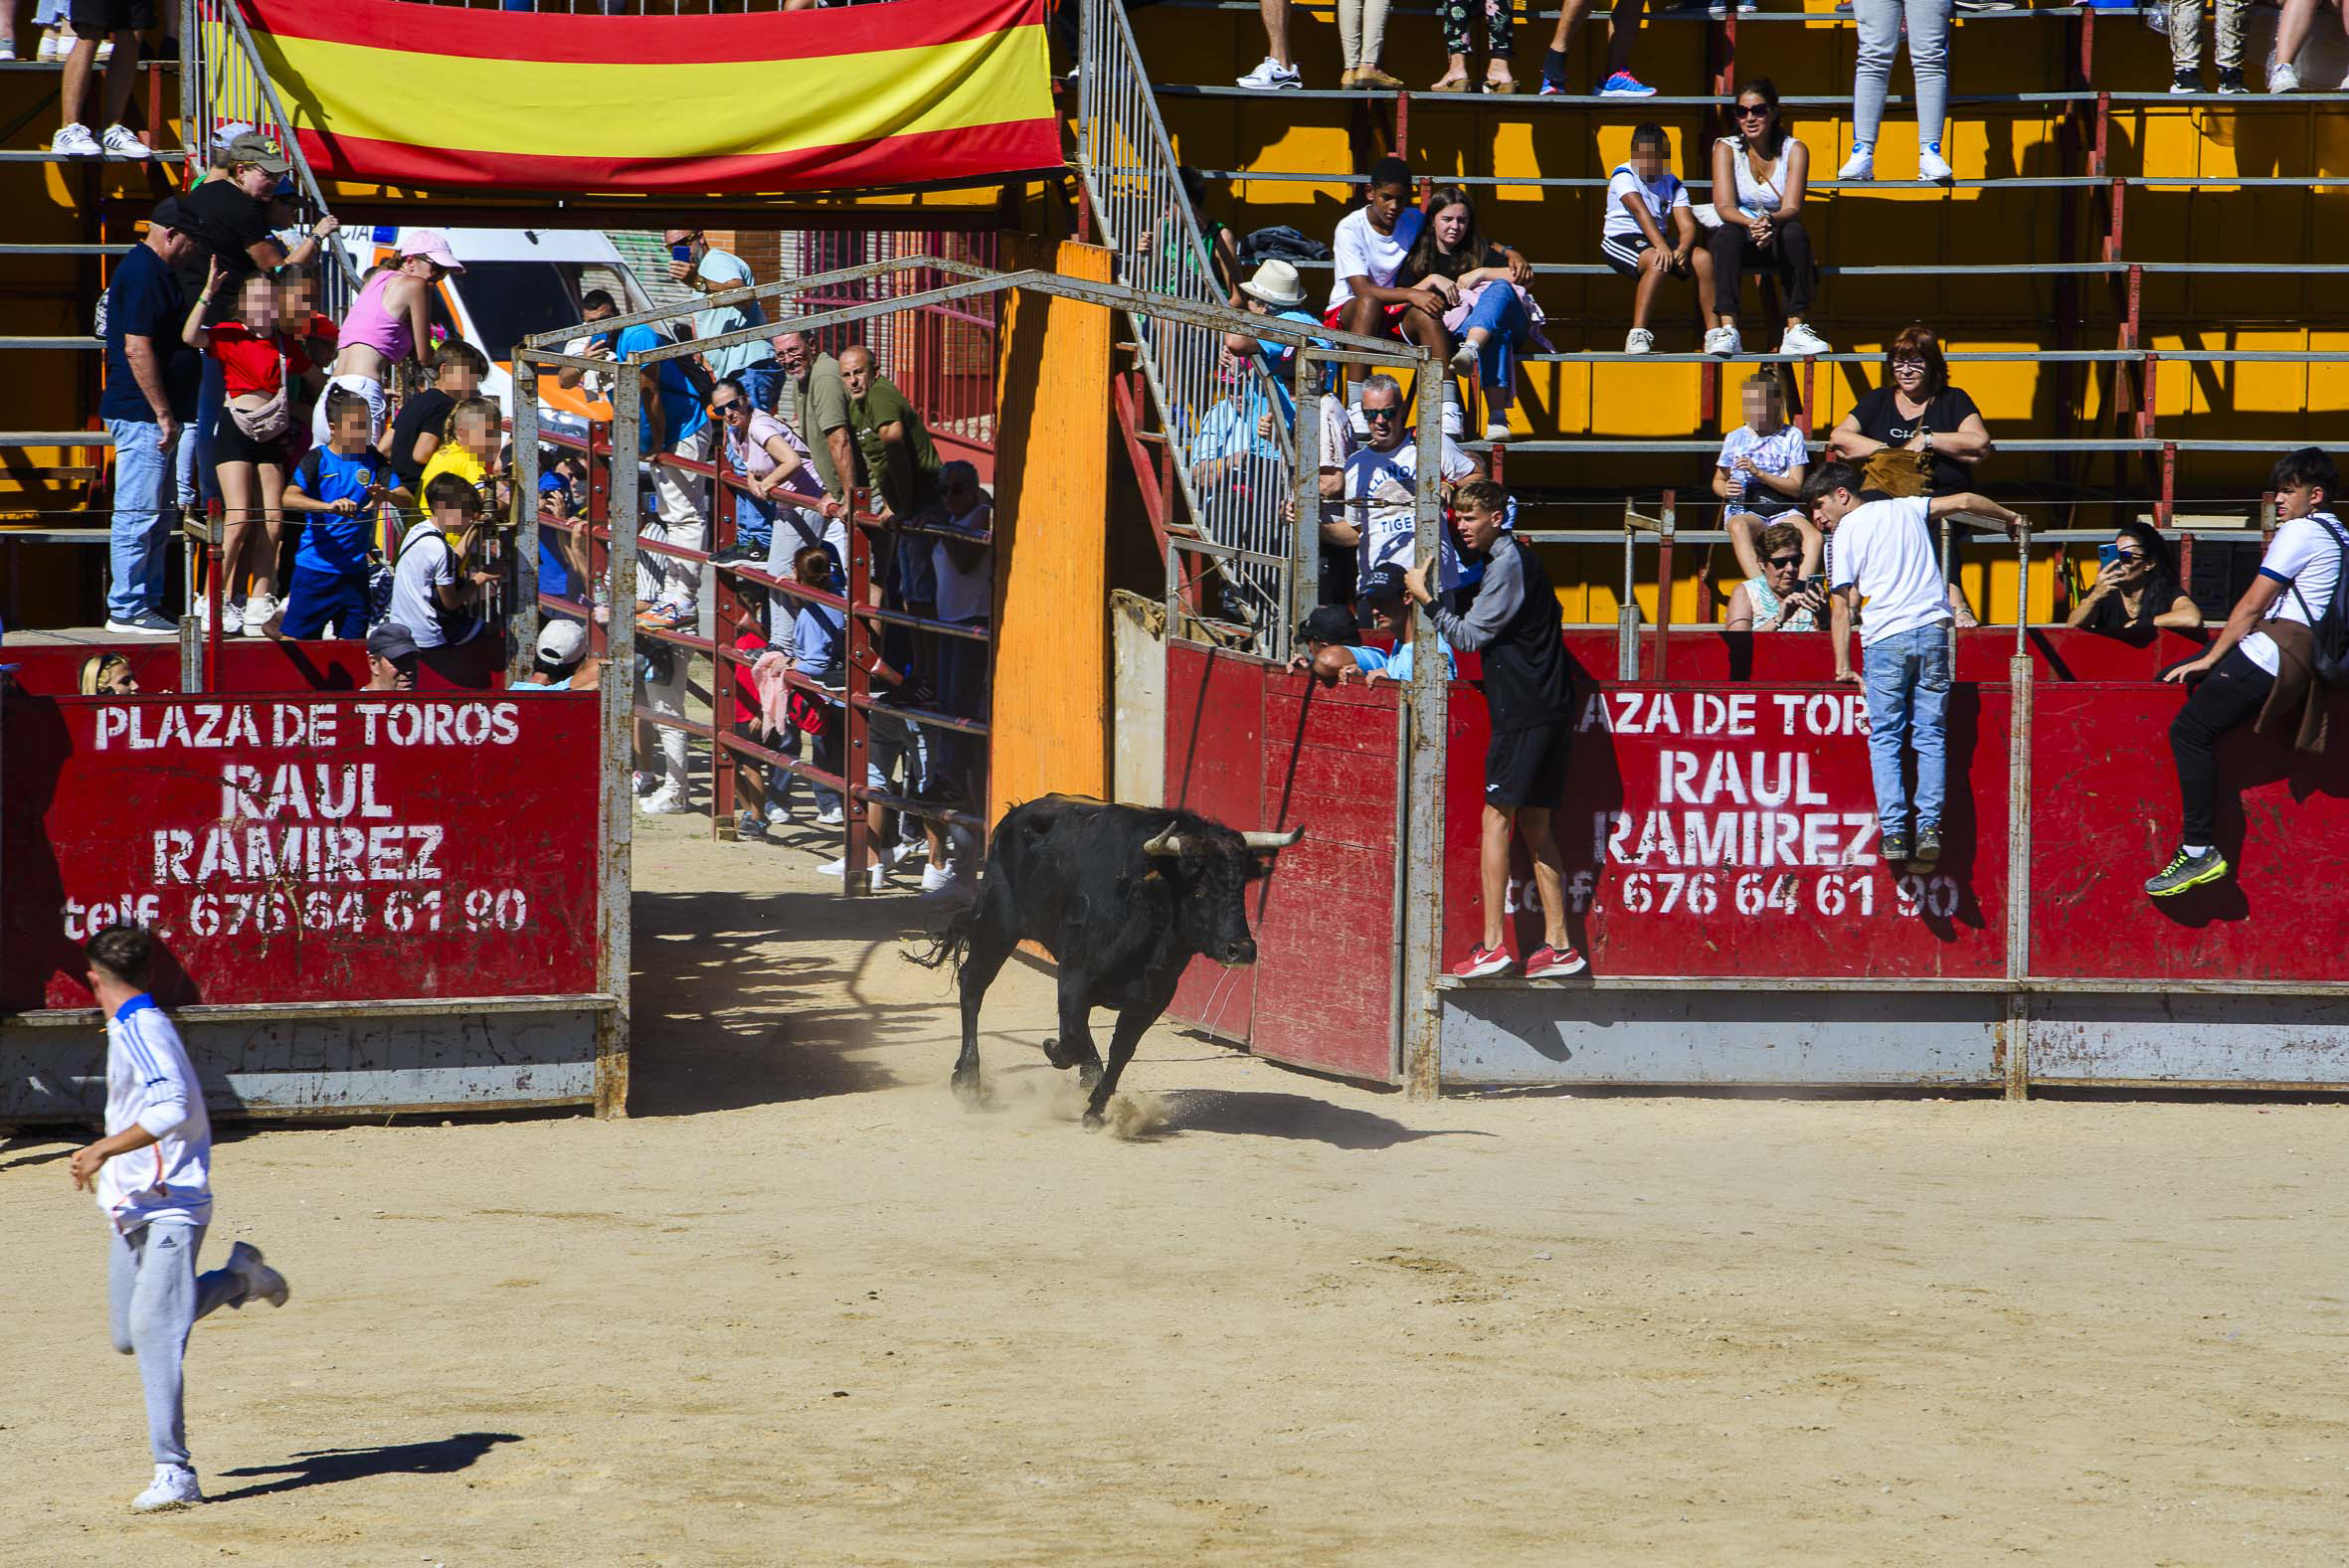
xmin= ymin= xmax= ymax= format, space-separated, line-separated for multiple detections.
xmin=1077 ymin=1062 xmax=1104 ymax=1093
xmin=1040 ymin=1035 xmax=1078 ymax=1070
xmin=951 ymin=1070 xmax=985 ymax=1109
xmin=1081 ymin=1108 xmax=1107 ymax=1132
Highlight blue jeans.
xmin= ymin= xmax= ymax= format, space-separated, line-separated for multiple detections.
xmin=1861 ymin=621 xmax=1952 ymax=837
xmin=175 ymin=359 xmax=225 ymax=510
xmin=1460 ymin=285 xmax=1529 ymax=391
xmin=104 ymin=417 xmax=176 ymax=620
xmin=733 ymin=489 xmax=776 ymax=552
xmin=733 ymin=361 xmax=783 ymax=415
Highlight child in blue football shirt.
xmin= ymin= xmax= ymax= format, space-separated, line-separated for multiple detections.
xmin=279 ymin=388 xmax=409 ymax=639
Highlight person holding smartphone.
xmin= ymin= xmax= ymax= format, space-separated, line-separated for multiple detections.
xmin=1724 ymin=522 xmax=1826 ymax=631
xmin=279 ymin=387 xmax=412 ymax=639
xmin=2068 ymin=521 xmax=2202 ymax=635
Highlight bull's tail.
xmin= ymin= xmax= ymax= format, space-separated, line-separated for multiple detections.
xmin=906 ymin=898 xmax=979 ymax=976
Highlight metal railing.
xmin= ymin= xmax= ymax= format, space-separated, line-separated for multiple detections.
xmin=1074 ymin=0 xmax=1301 ymax=645
xmin=183 ymin=0 xmax=363 ymax=310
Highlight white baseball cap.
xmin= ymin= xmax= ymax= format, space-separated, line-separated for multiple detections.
xmin=535 ymin=618 xmax=587 ymax=665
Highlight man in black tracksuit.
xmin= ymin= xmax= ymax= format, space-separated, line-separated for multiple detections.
xmin=1402 ymin=479 xmax=1585 ymax=979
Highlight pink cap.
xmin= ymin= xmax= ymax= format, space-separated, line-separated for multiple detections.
xmin=398 ymin=230 xmax=463 ymax=272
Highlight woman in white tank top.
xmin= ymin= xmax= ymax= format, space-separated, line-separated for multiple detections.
xmin=1705 ymin=79 xmax=1829 ymax=360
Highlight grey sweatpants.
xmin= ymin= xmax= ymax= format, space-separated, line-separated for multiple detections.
xmin=108 ymin=1218 xmax=243 ymax=1468
xmin=1852 ymin=0 xmax=1953 ymax=151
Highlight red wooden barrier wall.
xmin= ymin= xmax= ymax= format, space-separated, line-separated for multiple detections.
xmin=2 ymin=690 xmax=600 ymax=1011
xmin=1 ymin=637 xmax=507 ymax=697
xmin=1164 ymin=642 xmax=1400 ymax=1082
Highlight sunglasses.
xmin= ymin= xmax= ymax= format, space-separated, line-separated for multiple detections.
xmin=1766 ymin=555 xmax=1802 ymax=570
xmin=1362 ymin=406 xmax=1402 ymax=422
xmin=1734 ymin=103 xmax=1770 ymax=118
xmin=709 ymin=398 xmax=743 ymax=414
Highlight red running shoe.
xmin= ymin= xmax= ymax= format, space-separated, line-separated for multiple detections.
xmin=1449 ymin=943 xmax=1513 ymax=979
xmin=1524 ymin=944 xmax=1587 ymax=979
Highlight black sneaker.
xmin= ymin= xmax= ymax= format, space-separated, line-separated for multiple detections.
xmin=103 ymin=609 xmax=176 ymax=635
xmin=2169 ymin=68 xmax=2202 ymax=94
xmin=711 ymin=542 xmax=767 ymax=567
xmin=2146 ymin=846 xmax=2229 ymax=898
xmin=1881 ymin=829 xmax=1911 ymax=864
xmin=734 ymin=807 xmax=769 ymax=842
xmin=2217 ymin=66 xmax=2249 ymax=93
xmin=1914 ymin=824 xmax=1942 ymax=867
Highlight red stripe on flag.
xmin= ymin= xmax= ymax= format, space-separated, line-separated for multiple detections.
xmin=242 ymin=0 xmax=1042 ymax=67
xmin=292 ymin=118 xmax=1062 ymax=196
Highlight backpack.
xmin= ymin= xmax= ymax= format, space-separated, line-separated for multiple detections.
xmin=2286 ymin=513 xmax=2349 ymax=687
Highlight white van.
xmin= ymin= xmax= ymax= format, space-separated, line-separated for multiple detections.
xmin=334 ymin=226 xmax=657 ymax=437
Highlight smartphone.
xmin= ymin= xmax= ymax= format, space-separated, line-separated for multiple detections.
xmin=2096 ymin=543 xmax=2122 ymax=570
xmin=669 ymin=243 xmax=694 ymax=264
xmin=1803 ymin=573 xmax=1828 ymax=595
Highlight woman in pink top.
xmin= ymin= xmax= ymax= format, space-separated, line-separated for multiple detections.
xmin=311 ymin=230 xmax=460 ymax=445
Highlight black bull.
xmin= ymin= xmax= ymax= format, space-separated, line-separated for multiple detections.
xmin=912 ymin=795 xmax=1302 ymax=1130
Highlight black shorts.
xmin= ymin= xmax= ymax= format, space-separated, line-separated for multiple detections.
xmin=1600 ymin=231 xmax=1657 ymax=278
xmin=1485 ymin=719 xmax=1570 ymax=810
xmin=210 ymin=409 xmax=291 ymax=469
xmin=70 ymin=0 xmax=156 ymax=33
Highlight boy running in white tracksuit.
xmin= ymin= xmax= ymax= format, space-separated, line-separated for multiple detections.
xmin=68 ymin=925 xmax=289 ymax=1512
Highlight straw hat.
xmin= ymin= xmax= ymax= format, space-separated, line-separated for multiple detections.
xmin=1238 ymin=260 xmax=1310 ymax=310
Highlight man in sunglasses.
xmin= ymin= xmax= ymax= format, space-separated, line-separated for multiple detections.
xmin=1339 ymin=374 xmax=1478 ymax=598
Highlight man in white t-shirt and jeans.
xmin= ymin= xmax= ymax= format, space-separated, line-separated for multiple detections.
xmin=1805 ymin=461 xmax=2025 ymax=869
xmin=2148 ymin=447 xmax=2344 ymax=897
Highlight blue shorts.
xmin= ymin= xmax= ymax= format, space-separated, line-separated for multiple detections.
xmin=280 ymin=565 xmax=372 ymax=640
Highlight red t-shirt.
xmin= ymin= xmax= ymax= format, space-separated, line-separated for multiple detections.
xmin=202 ymin=318 xmax=314 ymax=399
xmin=733 ymin=629 xmax=768 ymax=728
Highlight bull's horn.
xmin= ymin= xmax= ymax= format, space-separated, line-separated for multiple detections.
xmin=1242 ymin=828 xmax=1305 ymax=850
xmin=1143 ymin=823 xmax=1186 ymax=856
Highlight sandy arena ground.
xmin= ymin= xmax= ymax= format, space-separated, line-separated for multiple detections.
xmin=4 ymin=813 xmax=2347 ymax=1565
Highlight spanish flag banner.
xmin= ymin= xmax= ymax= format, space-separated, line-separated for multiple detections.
xmin=234 ymin=0 xmax=1058 ymax=195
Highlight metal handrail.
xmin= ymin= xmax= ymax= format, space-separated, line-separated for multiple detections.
xmin=184 ymin=0 xmax=364 ymax=308
xmin=1075 ymin=0 xmax=1300 ymax=645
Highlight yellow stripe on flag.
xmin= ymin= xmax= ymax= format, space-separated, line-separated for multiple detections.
xmin=256 ymin=24 xmax=1052 ymax=161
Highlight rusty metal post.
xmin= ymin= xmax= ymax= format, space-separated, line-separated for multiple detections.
xmin=1285 ymin=351 xmax=1326 ymax=658
xmin=509 ymin=362 xmax=543 ymax=686
xmin=1616 ymin=503 xmax=1640 ymax=682
xmin=1402 ymin=351 xmax=1447 ymax=1100
xmin=844 ymin=489 xmax=874 ymax=895
xmin=1654 ymin=489 xmax=1677 ymax=686
xmin=2003 ymin=520 xmax=2035 ymax=1100
xmin=598 ymin=365 xmax=640 ymax=1119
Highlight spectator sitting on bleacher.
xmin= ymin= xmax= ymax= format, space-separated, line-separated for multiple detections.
xmin=1153 ymin=165 xmax=1242 ymax=298
xmin=1192 ymin=347 xmax=1282 ymax=512
xmin=2069 ymin=521 xmax=2203 ymax=634
xmin=1225 ymin=260 xmax=1324 ymax=425
xmin=1395 ymin=185 xmax=1541 ymax=442
xmin=1604 ymin=125 xmax=1718 ymax=357
xmin=1724 ymin=522 xmax=1827 ymax=632
xmin=1538 ymin=0 xmax=1653 ymax=97
xmin=1841 ymin=0 xmax=1954 ymax=183
xmin=1826 ymin=324 xmax=1993 ymax=496
xmin=1343 ymin=374 xmax=1480 ymax=583
xmin=384 ymin=341 xmax=486 ymax=495
xmin=1326 ymin=159 xmax=1456 ymax=392
xmin=1707 ymin=80 xmax=1829 ymax=360
xmin=280 ymin=387 xmax=405 ymax=641
xmin=1431 ymin=0 xmax=1517 ymax=93
xmin=2261 ymin=0 xmax=2340 ymax=91
xmin=1713 ymin=373 xmax=1813 ymax=583
xmin=2166 ymin=0 xmax=2249 ymax=91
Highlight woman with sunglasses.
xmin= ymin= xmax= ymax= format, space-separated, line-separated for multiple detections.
xmin=1724 ymin=522 xmax=1826 ymax=632
xmin=1826 ymin=322 xmax=1993 ymax=496
xmin=1706 ymin=80 xmax=1828 ymax=359
xmin=2068 ymin=520 xmax=2203 ymax=634
xmin=710 ymin=376 xmax=824 ymax=570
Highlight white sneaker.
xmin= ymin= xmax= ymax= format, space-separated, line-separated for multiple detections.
xmin=1235 ymin=56 xmax=1302 ymax=89
xmin=93 ymin=36 xmax=112 ymax=62
xmin=1623 ymin=326 xmax=1656 ymax=355
xmin=883 ymin=840 xmax=923 ymax=867
xmin=920 ymin=863 xmax=962 ymax=894
xmin=814 ymin=805 xmax=844 ymax=826
xmin=1778 ymin=322 xmax=1831 ymax=356
xmin=822 ymin=855 xmax=887 ymax=891
xmin=1440 ymin=401 xmax=1463 ymax=437
xmin=243 ymin=593 xmax=276 ymax=637
xmin=1448 ymin=341 xmax=1480 ymax=380
xmin=816 ymin=853 xmax=847 ymax=877
xmin=638 ymin=786 xmax=690 ymax=815
xmin=1837 ymin=147 xmax=1875 ymax=181
xmin=132 ymin=1464 xmax=202 ymax=1512
xmin=1483 ymin=418 xmax=1512 ymax=441
xmin=37 ymin=32 xmax=63 ymax=61
xmin=2268 ymin=58 xmax=2299 ymax=92
xmin=193 ymin=596 xmax=244 ymax=635
xmin=764 ymin=802 xmax=792 ymax=825
xmin=1703 ymin=324 xmax=1742 ymax=357
xmin=52 ymin=122 xmax=102 ymax=158
xmin=99 ymin=123 xmax=151 ymax=157
xmin=225 ymin=1241 xmax=288 ymax=1308
xmin=1917 ymin=147 xmax=1954 ymax=183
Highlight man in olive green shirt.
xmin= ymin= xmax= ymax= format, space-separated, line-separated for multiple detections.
xmin=838 ymin=344 xmax=942 ymax=524
xmin=775 ymin=329 xmax=857 ymax=521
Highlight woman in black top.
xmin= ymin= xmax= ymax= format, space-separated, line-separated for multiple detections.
xmin=1826 ymin=321 xmax=1993 ymax=494
xmin=1394 ymin=184 xmax=1536 ymax=442
xmin=2067 ymin=520 xmax=2203 ymax=634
